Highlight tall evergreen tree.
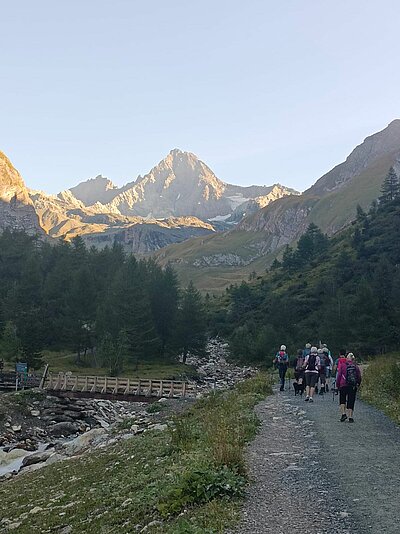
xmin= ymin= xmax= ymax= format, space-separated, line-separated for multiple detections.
xmin=176 ymin=281 xmax=207 ymax=362
xmin=0 ymin=321 xmax=21 ymax=362
xmin=13 ymin=256 xmax=45 ymax=369
xmin=379 ymin=167 xmax=400 ymax=205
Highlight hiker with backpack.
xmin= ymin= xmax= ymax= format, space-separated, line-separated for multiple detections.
xmin=317 ymin=348 xmax=327 ymax=395
xmin=293 ymin=349 xmax=305 ymax=396
xmin=273 ymin=345 xmax=289 ymax=391
xmin=336 ymin=352 xmax=362 ymax=423
xmin=332 ymin=349 xmax=347 ymax=393
xmin=304 ymin=346 xmax=320 ymax=402
xmin=318 ymin=347 xmax=333 ymax=394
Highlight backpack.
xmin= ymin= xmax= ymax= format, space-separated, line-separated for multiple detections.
xmin=345 ymin=363 xmax=358 ymax=386
xmin=306 ymin=354 xmax=317 ymax=371
xmin=276 ymin=351 xmax=287 ymax=364
xmin=320 ymin=353 xmax=330 ymax=369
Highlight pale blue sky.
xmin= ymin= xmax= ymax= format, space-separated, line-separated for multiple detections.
xmin=1 ymin=0 xmax=399 ymax=193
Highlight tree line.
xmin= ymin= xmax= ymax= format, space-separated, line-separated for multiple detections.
xmin=209 ymin=167 xmax=400 ymax=361
xmin=0 ymin=234 xmax=206 ymax=371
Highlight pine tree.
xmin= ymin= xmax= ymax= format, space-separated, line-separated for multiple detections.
xmin=124 ymin=284 xmax=160 ymax=370
xmin=270 ymin=258 xmax=281 ymax=271
xmin=149 ymin=264 xmax=179 ymax=356
xmin=66 ymin=266 xmax=97 ymax=364
xmin=379 ymin=167 xmax=400 ymax=205
xmin=14 ymin=256 xmax=45 ymax=369
xmin=176 ymin=281 xmax=207 ymax=362
xmin=0 ymin=321 xmax=21 ymax=362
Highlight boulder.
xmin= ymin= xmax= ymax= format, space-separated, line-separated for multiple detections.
xmin=62 ymin=428 xmax=107 ymax=456
xmin=22 ymin=451 xmax=53 ymax=467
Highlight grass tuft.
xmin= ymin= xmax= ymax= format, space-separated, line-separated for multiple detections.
xmin=360 ymin=354 xmax=400 ymax=424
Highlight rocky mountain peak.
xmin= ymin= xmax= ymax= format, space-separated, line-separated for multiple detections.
xmin=0 ymin=151 xmax=26 ymax=192
xmin=0 ymin=151 xmax=44 ymax=235
xmin=308 ymin=119 xmax=400 ymax=196
xmin=69 ymin=174 xmax=118 ymax=206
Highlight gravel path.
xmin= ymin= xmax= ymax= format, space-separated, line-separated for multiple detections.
xmin=231 ymin=384 xmax=400 ymax=534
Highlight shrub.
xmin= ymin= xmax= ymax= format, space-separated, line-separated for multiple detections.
xmin=361 ymin=354 xmax=400 ymax=422
xmin=157 ymin=465 xmax=246 ymax=517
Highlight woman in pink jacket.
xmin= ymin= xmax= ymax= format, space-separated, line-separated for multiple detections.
xmin=336 ymin=352 xmax=362 ymax=423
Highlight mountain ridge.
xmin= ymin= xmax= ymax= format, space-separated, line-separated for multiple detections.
xmin=0 ymin=148 xmax=294 ymax=253
xmin=154 ymin=120 xmax=400 ymax=291
xmin=68 ymin=149 xmax=297 ymax=220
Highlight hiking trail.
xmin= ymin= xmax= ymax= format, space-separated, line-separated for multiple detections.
xmin=231 ymin=384 xmax=400 ymax=534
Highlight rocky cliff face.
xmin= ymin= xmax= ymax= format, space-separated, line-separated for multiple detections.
xmin=68 ymin=149 xmax=297 ymax=220
xmin=0 ymin=152 xmax=44 ymax=235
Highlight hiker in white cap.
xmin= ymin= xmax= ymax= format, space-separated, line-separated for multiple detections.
xmin=273 ymin=344 xmax=289 ymax=391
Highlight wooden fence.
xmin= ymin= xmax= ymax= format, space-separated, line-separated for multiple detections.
xmin=0 ymin=372 xmax=41 ymax=391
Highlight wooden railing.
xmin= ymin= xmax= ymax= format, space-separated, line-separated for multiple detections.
xmin=0 ymin=372 xmax=41 ymax=390
xmin=44 ymin=372 xmax=197 ymax=398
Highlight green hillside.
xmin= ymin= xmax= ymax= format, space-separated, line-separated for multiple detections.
xmin=155 ymin=151 xmax=398 ymax=292
xmin=208 ymin=189 xmax=400 ymax=361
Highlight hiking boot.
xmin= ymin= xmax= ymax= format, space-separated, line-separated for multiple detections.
xmin=348 ymin=418 xmax=354 ymax=423
xmin=280 ymin=385 xmax=284 ymax=391
xmin=305 ymin=396 xmax=309 ymax=402
xmin=340 ymin=414 xmax=347 ymax=422
xmin=309 ymin=397 xmax=314 ymax=403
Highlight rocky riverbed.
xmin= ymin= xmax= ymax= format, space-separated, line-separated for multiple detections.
xmin=0 ymin=339 xmax=256 ymax=481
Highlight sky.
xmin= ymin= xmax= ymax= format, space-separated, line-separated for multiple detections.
xmin=1 ymin=0 xmax=400 ymax=194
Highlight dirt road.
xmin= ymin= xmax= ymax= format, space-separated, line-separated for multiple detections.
xmin=232 ymin=385 xmax=400 ymax=533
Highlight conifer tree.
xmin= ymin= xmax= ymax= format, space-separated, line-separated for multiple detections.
xmin=149 ymin=264 xmax=179 ymax=356
xmin=176 ymin=281 xmax=206 ymax=362
xmin=14 ymin=256 xmax=45 ymax=369
xmin=0 ymin=321 xmax=21 ymax=362
xmin=379 ymin=167 xmax=400 ymax=205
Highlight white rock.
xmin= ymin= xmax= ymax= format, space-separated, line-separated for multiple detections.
xmin=150 ymin=423 xmax=167 ymax=432
xmin=29 ymin=506 xmax=43 ymax=515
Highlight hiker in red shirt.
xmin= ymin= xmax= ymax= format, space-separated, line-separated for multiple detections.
xmin=336 ymin=352 xmax=362 ymax=423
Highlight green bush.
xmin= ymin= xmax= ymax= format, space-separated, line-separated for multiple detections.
xmin=158 ymin=465 xmax=246 ymax=517
xmin=361 ymin=354 xmax=400 ymax=423
xmin=146 ymin=402 xmax=166 ymax=414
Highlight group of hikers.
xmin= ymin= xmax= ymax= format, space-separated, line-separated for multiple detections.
xmin=273 ymin=343 xmax=362 ymax=422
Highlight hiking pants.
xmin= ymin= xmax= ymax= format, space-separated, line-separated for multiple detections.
xmin=319 ymin=369 xmax=327 ymax=385
xmin=278 ymin=365 xmax=287 ymax=387
xmin=339 ymin=386 xmax=357 ymax=410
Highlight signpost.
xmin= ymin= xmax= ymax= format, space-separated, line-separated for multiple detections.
xmin=15 ymin=362 xmax=28 ymax=391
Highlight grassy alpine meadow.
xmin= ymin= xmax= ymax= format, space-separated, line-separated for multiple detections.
xmin=360 ymin=354 xmax=400 ymax=424
xmin=0 ymin=373 xmax=272 ymax=534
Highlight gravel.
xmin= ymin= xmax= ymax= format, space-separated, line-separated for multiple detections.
xmin=230 ymin=384 xmax=400 ymax=534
